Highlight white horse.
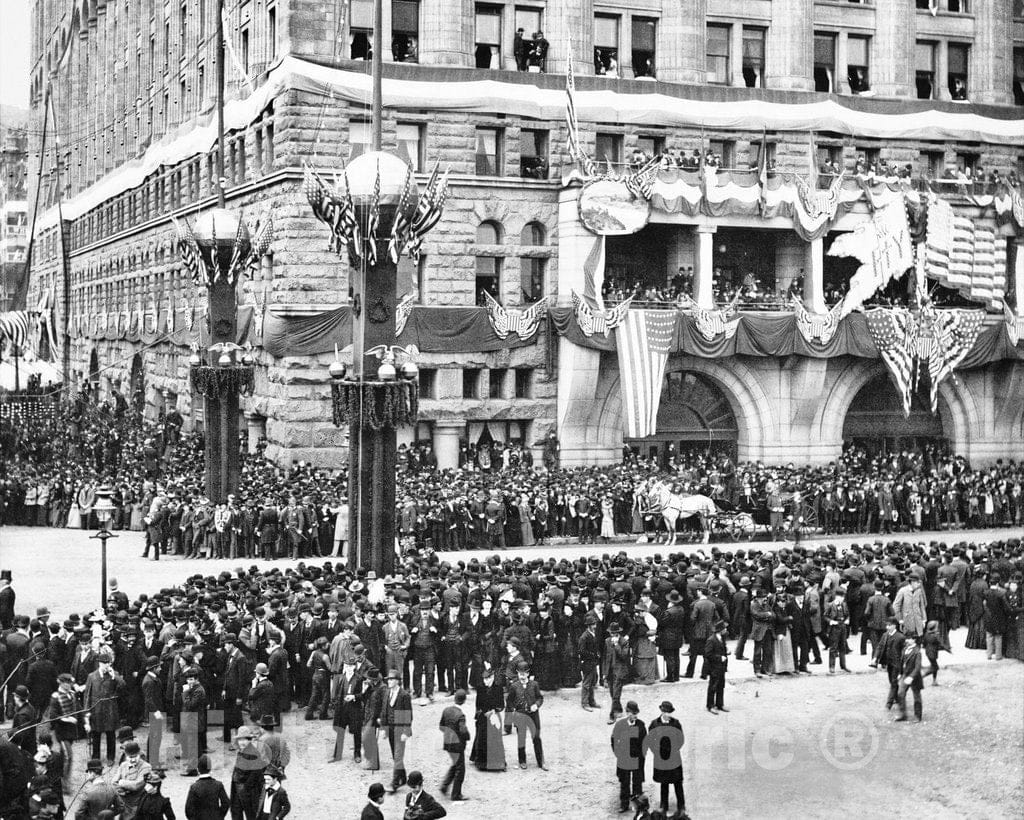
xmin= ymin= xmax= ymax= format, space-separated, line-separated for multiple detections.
xmin=649 ymin=481 xmax=716 ymax=545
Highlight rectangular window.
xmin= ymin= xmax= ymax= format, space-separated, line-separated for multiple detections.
xmin=637 ymin=135 xmax=664 ymax=160
xmin=594 ymin=14 xmax=619 ymax=75
xmin=519 ymin=256 xmax=545 ymax=301
xmin=948 ymin=43 xmax=968 ymax=100
xmin=847 ymin=35 xmax=870 ymax=93
xmin=179 ymin=77 xmax=187 ymax=118
xmin=817 ymin=144 xmax=843 ymax=175
xmin=348 ymin=120 xmax=371 ymax=160
xmin=708 ymin=139 xmax=735 ymax=168
xmin=1015 ymin=48 xmax=1024 ymax=106
xmin=198 ymin=64 xmax=205 ymax=106
xmin=920 ymin=149 xmax=944 ymax=178
xmin=520 ymin=128 xmax=548 ymax=179
xmin=515 ymin=368 xmax=531 ymax=399
xmin=418 ymin=368 xmax=436 ymax=399
xmin=199 ymin=0 xmax=205 ymax=38
xmin=264 ymin=121 xmax=274 ymax=170
xmin=915 ymin=41 xmax=936 ymax=100
xmin=396 ymin=123 xmax=424 ymax=172
xmin=631 ymin=17 xmax=656 ymax=78
xmin=268 ymin=7 xmax=277 ymax=59
xmin=814 ymin=32 xmax=836 ymax=92
xmin=179 ymin=3 xmax=187 ymax=52
xmin=475 ymin=256 xmax=501 ymax=305
xmin=742 ymin=27 xmax=765 ymax=88
xmin=947 ymin=0 xmax=967 ymax=12
xmin=392 ymin=0 xmax=419 ymax=62
xmin=488 ymin=368 xmax=506 ymax=399
xmin=475 ymin=5 xmax=502 ymax=69
xmin=707 ymin=24 xmax=731 ymax=85
xmin=956 ymin=152 xmax=978 ymax=175
xmin=350 ymin=0 xmax=373 ymax=59
xmin=594 ymin=132 xmax=623 ymax=165
xmin=514 ymin=7 xmax=542 ymax=72
xmin=162 ymin=90 xmax=169 ymax=131
xmin=150 ymin=35 xmax=156 ymax=79
xmin=241 ymin=27 xmax=250 ymax=73
xmin=475 ymin=126 xmax=503 ymax=175
xmin=463 ymin=368 xmax=482 ymax=399
xmin=164 ymin=20 xmax=170 ymax=67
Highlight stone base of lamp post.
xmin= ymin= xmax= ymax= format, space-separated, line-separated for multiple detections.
xmin=192 ymin=365 xmax=254 ymax=502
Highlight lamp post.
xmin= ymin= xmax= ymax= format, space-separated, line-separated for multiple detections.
xmin=90 ymin=486 xmax=118 ymax=610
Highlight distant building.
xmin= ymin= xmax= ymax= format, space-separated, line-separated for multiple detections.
xmin=23 ymin=1 xmax=1024 ymax=466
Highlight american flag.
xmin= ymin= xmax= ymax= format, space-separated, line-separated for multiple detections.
xmin=927 ymin=307 xmax=985 ymax=411
xmin=365 ymin=163 xmax=381 ymax=267
xmin=173 ymin=217 xmax=205 ymax=286
xmin=407 ymin=167 xmax=450 ymax=262
xmin=864 ymin=308 xmax=917 ymax=416
xmin=616 ymin=310 xmax=678 ymax=438
xmin=581 ymin=237 xmax=605 ymax=306
xmin=483 ymin=291 xmax=549 ymax=340
xmin=388 ymin=166 xmax=414 ymax=263
xmin=572 ymin=290 xmax=631 ymax=337
xmin=341 ymin=169 xmax=362 ymax=259
xmin=623 ymin=158 xmax=659 ymax=201
xmin=923 ymin=194 xmax=1005 ymax=310
xmin=565 ymin=38 xmax=596 ymax=177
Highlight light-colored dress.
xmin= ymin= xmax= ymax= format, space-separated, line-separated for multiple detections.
xmin=519 ymin=502 xmax=534 ymax=546
xmin=600 ymin=498 xmax=615 ymax=538
xmin=130 ymin=502 xmax=145 ymax=531
xmin=66 ymin=502 xmax=82 ymax=530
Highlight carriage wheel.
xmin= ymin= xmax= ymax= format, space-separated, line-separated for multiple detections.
xmin=794 ymin=502 xmax=818 ymax=535
xmin=729 ymin=513 xmax=754 ymax=542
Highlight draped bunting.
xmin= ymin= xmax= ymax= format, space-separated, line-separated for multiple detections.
xmin=73 ymin=306 xmax=254 ymax=349
xmin=260 ymin=305 xmax=539 ymax=358
xmin=548 ymin=306 xmax=1024 ymax=367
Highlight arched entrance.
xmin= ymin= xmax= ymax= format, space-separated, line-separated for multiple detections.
xmin=129 ymin=353 xmax=145 ymax=418
xmin=626 ymin=371 xmax=738 ymax=460
xmin=842 ymin=374 xmax=947 ymax=456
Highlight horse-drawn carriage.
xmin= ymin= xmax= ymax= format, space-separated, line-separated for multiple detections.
xmin=735 ymin=492 xmax=819 ymax=540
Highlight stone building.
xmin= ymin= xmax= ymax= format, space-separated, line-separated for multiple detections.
xmin=23 ymin=0 xmax=1024 ymax=469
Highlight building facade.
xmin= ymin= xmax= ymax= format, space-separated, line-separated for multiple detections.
xmin=24 ymin=0 xmax=1024 ymax=469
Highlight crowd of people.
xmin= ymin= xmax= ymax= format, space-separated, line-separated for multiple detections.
xmin=0 ymin=520 xmax=1021 ymax=817
xmin=2 ymin=390 xmax=1024 ymax=562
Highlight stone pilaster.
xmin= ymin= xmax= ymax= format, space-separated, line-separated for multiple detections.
xmin=872 ymin=0 xmax=914 ymax=98
xmin=419 ymin=0 xmax=473 ymax=66
xmin=694 ymin=225 xmax=716 ymax=309
xmin=545 ymin=0 xmax=592 ymax=76
xmin=764 ymin=0 xmax=812 ymax=91
xmin=972 ymin=0 xmax=1013 ymax=105
xmin=658 ymin=0 xmax=705 ymax=84
xmin=433 ymin=421 xmax=464 ymax=469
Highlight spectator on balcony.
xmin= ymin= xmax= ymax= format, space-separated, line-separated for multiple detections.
xmin=528 ymin=31 xmax=549 ymax=73
xmin=513 ymin=29 xmax=528 ymax=72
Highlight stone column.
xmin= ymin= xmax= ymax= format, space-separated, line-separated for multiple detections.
xmin=433 ymin=421 xmax=463 ymax=470
xmin=545 ymin=0 xmax=591 ymax=76
xmin=936 ymin=41 xmax=951 ymax=101
xmin=804 ymin=237 xmax=826 ymax=314
xmin=836 ymin=33 xmax=850 ymax=95
xmin=764 ymin=0 xmax=812 ymax=91
xmin=657 ymin=0 xmax=705 ymax=83
xmin=694 ymin=225 xmax=716 ymax=309
xmin=418 ymin=0 xmax=474 ymax=66
xmin=972 ymin=0 xmax=1013 ymax=104
xmin=872 ymin=0 xmax=913 ymax=97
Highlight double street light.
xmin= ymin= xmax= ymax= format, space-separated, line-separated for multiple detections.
xmin=90 ymin=486 xmax=118 ymax=610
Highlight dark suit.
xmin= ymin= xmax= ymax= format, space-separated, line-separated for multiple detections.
xmin=703 ymin=633 xmax=728 ymax=710
xmin=896 ymin=643 xmax=923 ymax=720
xmin=578 ymin=628 xmax=601 ymax=707
xmin=439 ymin=704 xmax=470 ymax=799
xmin=185 ymin=775 xmax=231 ymax=819
xmin=749 ymin=596 xmax=775 ymax=675
xmin=657 ymin=603 xmax=686 ymax=681
xmin=332 ymin=667 xmax=364 ymax=760
xmin=255 ymin=786 xmax=290 ymax=820
xmin=379 ymin=687 xmax=413 ymax=788
xmin=686 ymin=599 xmax=716 ymax=678
xmin=611 ymin=716 xmax=646 ymax=811
xmin=360 ymin=804 xmax=385 ymax=820
xmin=404 ymin=789 xmax=447 ymax=819
xmin=875 ymin=629 xmax=906 ymax=708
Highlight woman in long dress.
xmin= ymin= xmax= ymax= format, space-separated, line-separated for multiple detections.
xmin=965 ymin=576 xmax=989 ymax=650
xmin=772 ymin=592 xmax=797 ymax=674
xmin=65 ymin=491 xmax=82 ymax=530
xmin=469 ymin=665 xmax=506 ymax=772
xmin=129 ymin=494 xmax=145 ymax=531
xmin=600 ymin=496 xmax=616 ymax=540
xmin=519 ymin=495 xmax=534 ymax=547
xmin=632 ymin=617 xmax=659 ymax=684
xmin=533 ymin=607 xmax=560 ymax=690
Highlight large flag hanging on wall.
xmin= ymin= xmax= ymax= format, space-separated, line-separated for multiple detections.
xmin=617 ymin=310 xmax=677 ymax=438
xmin=923 ymin=194 xmax=1005 ymax=310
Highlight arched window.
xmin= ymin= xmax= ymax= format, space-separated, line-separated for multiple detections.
xmin=519 ymin=221 xmax=546 ymax=303
xmin=475 ymin=221 xmax=503 ymax=305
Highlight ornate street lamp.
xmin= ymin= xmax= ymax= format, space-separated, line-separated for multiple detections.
xmin=90 ymin=486 xmax=118 ymax=610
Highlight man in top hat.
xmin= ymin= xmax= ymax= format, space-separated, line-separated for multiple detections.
xmin=648 ymin=700 xmax=686 ymax=819
xmin=331 ymin=655 xmax=365 ymax=763
xmin=404 ymin=770 xmax=446 ymax=819
xmin=610 ymin=700 xmax=646 ymax=813
xmin=603 ymin=622 xmax=631 ymax=725
xmin=505 ymin=660 xmax=546 ymax=771
xmin=222 ymin=633 xmax=253 ymax=745
xmin=658 ymin=590 xmax=686 ymax=683
xmin=379 ymin=669 xmax=413 ymax=792
xmin=255 ymin=765 xmax=290 ymax=820
xmin=84 ymin=650 xmax=125 ymax=765
xmin=703 ymin=620 xmax=730 ymax=715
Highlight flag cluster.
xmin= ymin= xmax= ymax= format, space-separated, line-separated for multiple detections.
xmin=922 ymin=194 xmax=1005 ymax=310
xmin=304 ymin=164 xmax=360 ymax=259
xmin=617 ymin=310 xmax=678 ymax=438
xmin=565 ymin=39 xmax=597 ymax=177
xmin=482 ymin=292 xmax=549 ymax=341
xmin=405 ymin=164 xmax=450 ymax=262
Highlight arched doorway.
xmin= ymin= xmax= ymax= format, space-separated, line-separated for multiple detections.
xmin=626 ymin=371 xmax=738 ymax=460
xmin=129 ymin=353 xmax=145 ymax=418
xmin=842 ymin=374 xmax=947 ymax=456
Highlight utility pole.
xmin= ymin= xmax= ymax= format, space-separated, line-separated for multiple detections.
xmin=216 ymin=0 xmax=227 ymax=208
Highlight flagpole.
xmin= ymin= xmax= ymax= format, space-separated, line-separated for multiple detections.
xmin=371 ymin=0 xmax=383 ymax=151
xmin=215 ymin=0 xmax=227 ymax=208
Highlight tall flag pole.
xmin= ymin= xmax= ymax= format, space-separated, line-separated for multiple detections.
xmin=565 ymin=38 xmax=596 ymax=176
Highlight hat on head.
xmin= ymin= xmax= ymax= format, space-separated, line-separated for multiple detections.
xmin=12 ymin=685 xmax=29 ymax=700
xmin=254 ymin=663 xmax=269 ymax=676
xmin=86 ymin=758 xmax=104 ymax=774
xmin=607 ymin=621 xmax=622 ymax=634
xmin=259 ymin=715 xmax=278 ymax=729
xmin=368 ymin=783 xmax=386 ymax=801
xmin=265 ymin=765 xmax=285 ymax=780
xmin=659 ymin=700 xmax=675 ymax=713
xmin=145 ymin=771 xmax=164 ymax=785
xmin=235 ymin=726 xmax=256 ymax=739
xmin=116 ymin=726 xmax=135 ymax=742
xmin=516 ymin=659 xmax=530 ymax=672
xmin=625 ymin=701 xmax=640 ymax=715
xmin=386 ymin=669 xmax=401 ymax=680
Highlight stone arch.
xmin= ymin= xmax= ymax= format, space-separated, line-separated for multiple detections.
xmin=592 ymin=356 xmax=775 ymax=462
